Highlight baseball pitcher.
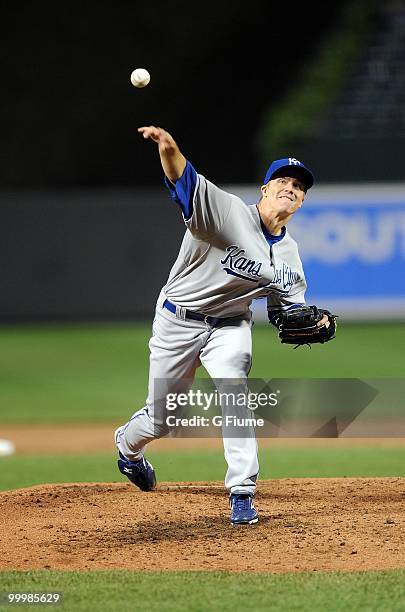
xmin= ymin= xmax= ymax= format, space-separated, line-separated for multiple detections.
xmin=115 ymin=126 xmax=336 ymax=524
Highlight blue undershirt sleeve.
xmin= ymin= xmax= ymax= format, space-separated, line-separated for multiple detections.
xmin=163 ymin=160 xmax=198 ymax=221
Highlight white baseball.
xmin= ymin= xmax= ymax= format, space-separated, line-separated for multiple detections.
xmin=130 ymin=68 xmax=151 ymax=88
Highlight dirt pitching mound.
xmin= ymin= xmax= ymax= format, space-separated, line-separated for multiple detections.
xmin=1 ymin=478 xmax=405 ymax=573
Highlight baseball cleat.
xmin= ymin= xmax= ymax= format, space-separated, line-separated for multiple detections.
xmin=229 ymin=493 xmax=259 ymax=525
xmin=117 ymin=451 xmax=156 ymax=491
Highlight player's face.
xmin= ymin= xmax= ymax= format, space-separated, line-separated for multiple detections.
xmin=261 ymin=175 xmax=306 ymax=215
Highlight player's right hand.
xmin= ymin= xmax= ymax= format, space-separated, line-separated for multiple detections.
xmin=138 ymin=126 xmax=186 ymax=182
xmin=138 ymin=126 xmax=175 ymax=148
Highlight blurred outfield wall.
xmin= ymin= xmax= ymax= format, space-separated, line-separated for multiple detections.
xmin=1 ymin=183 xmax=404 ymax=322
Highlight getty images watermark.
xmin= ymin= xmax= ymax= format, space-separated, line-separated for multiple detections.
xmin=165 ymin=388 xmax=280 ymax=429
xmin=152 ymin=378 xmax=405 ymax=438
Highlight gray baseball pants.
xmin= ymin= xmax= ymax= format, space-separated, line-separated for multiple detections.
xmin=115 ymin=295 xmax=259 ymax=495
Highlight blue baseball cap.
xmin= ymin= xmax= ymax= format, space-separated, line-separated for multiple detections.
xmin=263 ymin=157 xmax=314 ymax=190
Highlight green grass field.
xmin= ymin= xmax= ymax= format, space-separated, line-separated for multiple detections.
xmin=1 ymin=569 xmax=405 ymax=612
xmin=0 ymin=322 xmax=403 ymax=423
xmin=1 ymin=446 xmax=405 ymax=492
xmin=1 ymin=322 xmax=404 ymax=612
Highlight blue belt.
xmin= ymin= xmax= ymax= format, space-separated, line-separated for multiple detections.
xmin=163 ymin=299 xmax=226 ymax=327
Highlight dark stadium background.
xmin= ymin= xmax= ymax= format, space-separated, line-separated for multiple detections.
xmin=2 ymin=1 xmax=358 ymax=188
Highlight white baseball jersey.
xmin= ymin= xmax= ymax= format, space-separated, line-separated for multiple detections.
xmin=162 ymin=161 xmax=307 ymax=318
